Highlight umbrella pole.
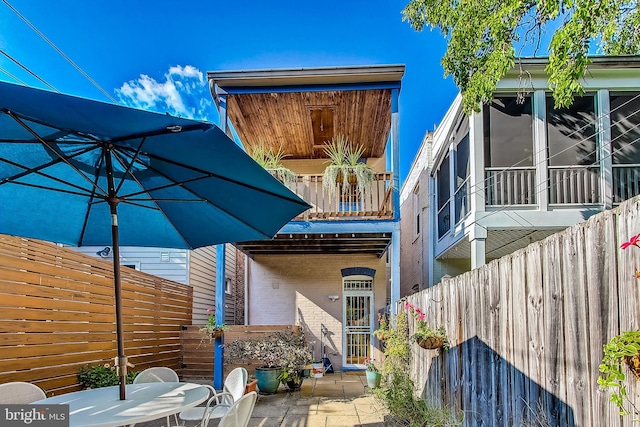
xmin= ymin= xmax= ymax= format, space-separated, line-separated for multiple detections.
xmin=106 ymin=149 xmax=127 ymax=400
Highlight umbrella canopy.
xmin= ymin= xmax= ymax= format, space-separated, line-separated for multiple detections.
xmin=0 ymin=81 xmax=310 ymax=399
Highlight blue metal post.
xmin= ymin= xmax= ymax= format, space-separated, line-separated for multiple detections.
xmin=214 ymin=244 xmax=225 ymax=390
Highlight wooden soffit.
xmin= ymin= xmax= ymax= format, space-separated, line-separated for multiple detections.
xmin=209 ymin=65 xmax=404 ymax=160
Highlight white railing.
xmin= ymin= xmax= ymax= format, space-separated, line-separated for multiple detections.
xmin=287 ymin=173 xmax=393 ymax=220
xmin=613 ymin=164 xmax=640 ymax=204
xmin=485 ymin=167 xmax=536 ymax=206
xmin=549 ymin=166 xmax=601 ymax=204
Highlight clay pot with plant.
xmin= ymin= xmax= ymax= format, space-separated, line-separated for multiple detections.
xmin=224 ymin=328 xmax=312 ymax=394
xmin=405 ymin=302 xmax=450 ymax=351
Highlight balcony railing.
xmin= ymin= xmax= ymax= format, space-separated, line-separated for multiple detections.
xmin=613 ymin=164 xmax=640 ymax=204
xmin=288 ymin=173 xmax=393 ymax=220
xmin=485 ymin=167 xmax=537 ymax=206
xmin=549 ymin=166 xmax=601 ymax=204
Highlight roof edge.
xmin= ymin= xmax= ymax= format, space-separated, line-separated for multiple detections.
xmin=207 ymin=64 xmax=406 ymax=88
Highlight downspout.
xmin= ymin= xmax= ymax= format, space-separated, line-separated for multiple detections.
xmin=214 ymin=245 xmax=225 ymax=390
xmin=390 ymin=88 xmax=401 ymax=320
xmin=244 ymin=255 xmax=249 ymax=325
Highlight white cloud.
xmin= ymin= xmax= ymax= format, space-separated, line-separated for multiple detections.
xmin=115 ymin=65 xmax=212 ymax=121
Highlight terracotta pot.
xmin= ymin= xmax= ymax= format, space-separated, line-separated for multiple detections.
xmin=416 ymin=336 xmax=443 ymax=350
xmin=623 ymin=350 xmax=640 ymax=380
xmin=245 ymin=379 xmax=258 ymax=394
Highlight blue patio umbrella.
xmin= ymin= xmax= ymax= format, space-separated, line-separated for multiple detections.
xmin=0 ymin=81 xmax=309 ymax=399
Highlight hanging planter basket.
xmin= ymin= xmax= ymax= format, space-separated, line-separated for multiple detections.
xmin=209 ymin=328 xmax=224 ymax=339
xmin=416 ymin=336 xmax=444 ymax=350
xmin=624 ymin=350 xmax=640 ymax=380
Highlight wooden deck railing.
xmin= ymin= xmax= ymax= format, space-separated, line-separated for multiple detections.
xmin=289 ymin=172 xmax=393 ymax=220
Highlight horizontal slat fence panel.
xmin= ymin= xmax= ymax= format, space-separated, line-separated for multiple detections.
xmin=0 ymin=235 xmax=192 ymax=396
xmin=403 ymin=196 xmax=640 ymax=426
xmin=179 ymin=325 xmax=299 ymax=380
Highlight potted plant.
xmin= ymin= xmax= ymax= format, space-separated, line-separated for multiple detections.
xmin=405 ymin=302 xmax=450 ymax=351
xmin=322 ymin=134 xmax=374 ymax=198
xmin=278 ymin=333 xmax=314 ymax=390
xmin=199 ymin=307 xmax=229 ymax=346
xmin=224 ymin=328 xmax=311 ymax=394
xmin=365 ymin=357 xmax=382 ymax=389
xmin=247 ymin=142 xmax=297 ymax=188
xmin=598 ymin=330 xmax=640 ymax=416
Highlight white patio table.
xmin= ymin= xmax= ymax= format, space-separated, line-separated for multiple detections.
xmin=33 ymin=382 xmax=209 ymax=427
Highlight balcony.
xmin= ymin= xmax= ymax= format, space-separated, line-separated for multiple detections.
xmin=288 ymin=172 xmax=393 ymax=221
xmin=484 ymin=165 xmax=640 ymax=207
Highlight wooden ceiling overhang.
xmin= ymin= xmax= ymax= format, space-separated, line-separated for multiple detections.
xmin=208 ymin=65 xmax=405 ymax=160
xmin=234 ymin=232 xmax=392 ymax=258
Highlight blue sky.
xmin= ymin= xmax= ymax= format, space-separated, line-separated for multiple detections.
xmin=0 ymin=0 xmax=459 ymax=184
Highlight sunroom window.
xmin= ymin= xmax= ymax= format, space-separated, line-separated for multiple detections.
xmin=610 ymin=92 xmax=640 ymax=203
xmin=436 ymin=155 xmax=450 ymax=238
xmin=483 ymin=95 xmax=535 ymax=205
xmin=547 ymin=94 xmax=600 ymax=204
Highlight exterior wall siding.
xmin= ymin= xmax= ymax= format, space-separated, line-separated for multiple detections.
xmin=70 ymin=246 xmax=189 ymax=283
xmin=247 ymin=253 xmax=388 ymax=372
xmin=189 ymin=244 xmax=240 ymax=326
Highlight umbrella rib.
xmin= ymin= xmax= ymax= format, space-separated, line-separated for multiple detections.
xmin=5 ymin=180 xmax=102 ymax=198
xmin=78 ymin=154 xmax=107 ymax=246
xmin=108 ymin=122 xmax=212 ymax=144
xmin=5 ymin=110 xmax=109 ymax=197
xmin=0 ymin=154 xmax=104 ymax=198
xmin=113 ymin=137 xmax=148 ymax=195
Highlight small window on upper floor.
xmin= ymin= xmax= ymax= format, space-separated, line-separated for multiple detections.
xmin=225 ymin=278 xmax=232 ymax=295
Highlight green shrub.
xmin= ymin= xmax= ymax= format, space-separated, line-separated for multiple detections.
xmin=374 ymin=309 xmax=462 ymax=427
xmin=77 ymin=364 xmax=138 ymax=389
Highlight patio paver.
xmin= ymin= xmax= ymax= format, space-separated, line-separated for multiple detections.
xmin=135 ymin=372 xmax=388 ymax=427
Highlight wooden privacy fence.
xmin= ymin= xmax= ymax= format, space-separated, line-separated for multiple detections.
xmin=0 ymin=235 xmax=192 ymax=396
xmin=404 ymin=197 xmax=640 ymax=426
xmin=179 ymin=325 xmax=299 ymax=380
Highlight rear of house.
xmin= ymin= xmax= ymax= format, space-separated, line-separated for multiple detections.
xmin=208 ymin=65 xmax=404 ymax=371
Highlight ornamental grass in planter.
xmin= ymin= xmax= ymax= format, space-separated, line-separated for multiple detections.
xmin=247 ymin=142 xmax=297 ymax=188
xmin=322 ymin=134 xmax=374 ymax=198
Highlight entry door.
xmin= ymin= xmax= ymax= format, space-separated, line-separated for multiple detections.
xmin=342 ymin=277 xmax=373 ymax=369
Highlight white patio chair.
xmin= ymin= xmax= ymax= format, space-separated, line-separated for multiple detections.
xmin=132 ymin=367 xmax=180 ymax=427
xmin=132 ymin=367 xmax=179 ymax=384
xmin=0 ymin=382 xmax=46 ymax=404
xmin=178 ymin=367 xmax=248 ymax=426
xmin=216 ymin=391 xmax=257 ymax=427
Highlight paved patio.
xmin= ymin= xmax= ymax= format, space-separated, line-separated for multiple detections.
xmin=137 ymin=372 xmax=388 ymax=427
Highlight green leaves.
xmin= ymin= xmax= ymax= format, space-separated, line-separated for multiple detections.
xmin=598 ymin=330 xmax=640 ymax=417
xmin=403 ymin=0 xmax=640 ymax=113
